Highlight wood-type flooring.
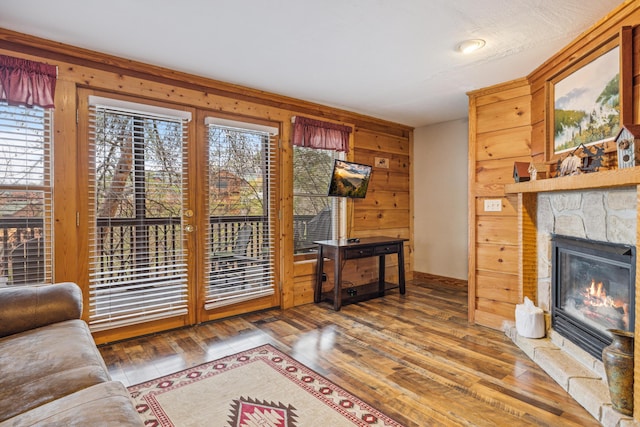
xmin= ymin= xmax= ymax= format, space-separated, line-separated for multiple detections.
xmin=99 ymin=277 xmax=600 ymax=426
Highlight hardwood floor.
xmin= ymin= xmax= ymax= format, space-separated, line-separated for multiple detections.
xmin=99 ymin=277 xmax=600 ymax=426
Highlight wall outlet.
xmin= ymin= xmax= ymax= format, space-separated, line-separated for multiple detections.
xmin=484 ymin=199 xmax=502 ymax=212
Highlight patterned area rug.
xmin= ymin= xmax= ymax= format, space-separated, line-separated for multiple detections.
xmin=128 ymin=344 xmax=404 ymax=426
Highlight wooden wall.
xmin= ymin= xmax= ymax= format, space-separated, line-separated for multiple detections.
xmin=0 ymin=28 xmax=413 ymax=342
xmin=467 ymin=79 xmax=532 ymax=329
xmin=467 ymin=1 xmax=640 ymax=330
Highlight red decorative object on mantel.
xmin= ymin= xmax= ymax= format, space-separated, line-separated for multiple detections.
xmin=513 ymin=161 xmax=530 ymax=183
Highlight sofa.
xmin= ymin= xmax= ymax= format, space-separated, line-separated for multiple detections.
xmin=0 ymin=282 xmax=143 ymax=426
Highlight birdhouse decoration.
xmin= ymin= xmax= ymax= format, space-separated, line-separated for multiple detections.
xmin=615 ymin=124 xmax=640 ymax=169
xmin=513 ymin=162 xmax=530 ymax=183
xmin=528 ymin=162 xmax=547 ymax=181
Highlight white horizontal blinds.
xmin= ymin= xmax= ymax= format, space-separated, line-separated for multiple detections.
xmin=0 ymin=102 xmax=53 ymax=285
xmin=204 ymin=117 xmax=277 ymax=309
xmin=293 ymin=146 xmax=341 ymax=254
xmin=87 ymin=97 xmax=191 ymax=331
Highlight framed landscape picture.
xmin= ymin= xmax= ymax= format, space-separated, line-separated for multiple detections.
xmin=551 ymin=45 xmax=620 ymax=155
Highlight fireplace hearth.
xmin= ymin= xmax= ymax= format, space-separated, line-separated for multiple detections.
xmin=552 ymin=235 xmax=635 ymax=360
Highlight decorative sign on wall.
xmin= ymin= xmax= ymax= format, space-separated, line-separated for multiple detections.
xmin=374 ymin=157 xmax=389 ymax=168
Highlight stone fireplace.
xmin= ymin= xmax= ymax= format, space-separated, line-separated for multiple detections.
xmin=504 ymin=181 xmax=639 ymax=427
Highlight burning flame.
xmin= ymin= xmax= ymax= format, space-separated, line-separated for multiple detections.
xmin=587 ymin=279 xmax=605 ymax=299
xmin=578 ymin=278 xmax=630 ymax=330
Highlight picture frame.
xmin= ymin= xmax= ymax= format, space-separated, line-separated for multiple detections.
xmin=546 ymin=30 xmax=632 ymax=163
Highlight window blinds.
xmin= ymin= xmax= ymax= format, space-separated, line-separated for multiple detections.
xmin=204 ymin=118 xmax=277 ymax=309
xmin=87 ymin=97 xmax=191 ymax=331
xmin=0 ymin=102 xmax=53 ymax=285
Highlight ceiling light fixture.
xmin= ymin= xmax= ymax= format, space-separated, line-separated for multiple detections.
xmin=456 ymin=39 xmax=486 ymax=54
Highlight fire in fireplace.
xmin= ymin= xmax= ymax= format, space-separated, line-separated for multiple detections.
xmin=552 ymin=235 xmax=635 ymax=360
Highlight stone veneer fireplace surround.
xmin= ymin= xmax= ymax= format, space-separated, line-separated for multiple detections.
xmin=504 ymin=170 xmax=640 ymax=427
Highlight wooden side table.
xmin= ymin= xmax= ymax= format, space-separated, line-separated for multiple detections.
xmin=313 ymin=236 xmax=407 ymax=310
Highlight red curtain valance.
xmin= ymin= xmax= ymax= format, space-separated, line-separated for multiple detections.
xmin=292 ymin=116 xmax=351 ymax=152
xmin=0 ymin=55 xmax=57 ymax=108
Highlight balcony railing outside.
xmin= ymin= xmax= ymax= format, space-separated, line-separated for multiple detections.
xmin=209 ymin=216 xmax=270 ymax=259
xmin=0 ymin=215 xmax=322 ymax=286
xmin=0 ymin=218 xmax=46 ymax=285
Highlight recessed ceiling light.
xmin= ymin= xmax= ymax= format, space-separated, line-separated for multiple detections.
xmin=456 ymin=39 xmax=486 ymax=54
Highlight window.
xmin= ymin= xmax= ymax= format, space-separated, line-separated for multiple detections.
xmin=0 ymin=102 xmax=53 ymax=285
xmin=293 ymin=146 xmax=344 ymax=254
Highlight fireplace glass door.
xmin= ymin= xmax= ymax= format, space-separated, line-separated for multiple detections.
xmin=552 ymin=235 xmax=635 ymax=359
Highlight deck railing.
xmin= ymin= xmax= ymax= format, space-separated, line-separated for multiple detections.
xmin=0 ymin=215 xmax=320 ymax=285
xmin=0 ymin=218 xmax=46 ymax=285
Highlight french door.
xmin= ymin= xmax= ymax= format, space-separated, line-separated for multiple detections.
xmin=79 ymin=90 xmax=278 ymax=340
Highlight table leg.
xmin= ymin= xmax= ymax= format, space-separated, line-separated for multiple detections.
xmin=334 ymin=254 xmax=342 ymax=311
xmin=398 ymin=242 xmax=406 ymax=294
xmin=378 ymin=255 xmax=385 ymax=296
xmin=314 ymin=246 xmax=324 ymax=303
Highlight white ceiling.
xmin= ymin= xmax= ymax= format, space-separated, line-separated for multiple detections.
xmin=0 ymin=0 xmax=624 ymax=128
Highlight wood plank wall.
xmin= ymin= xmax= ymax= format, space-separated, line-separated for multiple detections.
xmin=0 ymin=28 xmax=413 ymax=342
xmin=467 ymin=79 xmax=532 ymax=329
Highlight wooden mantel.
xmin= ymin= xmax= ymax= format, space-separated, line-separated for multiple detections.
xmin=505 ymin=166 xmax=640 ymax=194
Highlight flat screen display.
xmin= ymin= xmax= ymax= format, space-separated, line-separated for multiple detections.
xmin=327 ymin=159 xmax=372 ymax=198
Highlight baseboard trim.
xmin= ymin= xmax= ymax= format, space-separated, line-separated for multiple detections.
xmin=413 ymin=271 xmax=467 ymax=289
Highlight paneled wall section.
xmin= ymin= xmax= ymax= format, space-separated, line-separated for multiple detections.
xmin=468 ymin=80 xmax=532 ymax=329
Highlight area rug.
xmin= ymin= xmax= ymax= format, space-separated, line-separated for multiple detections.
xmin=128 ymin=344 xmax=404 ymax=427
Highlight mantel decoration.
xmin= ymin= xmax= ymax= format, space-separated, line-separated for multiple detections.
xmin=528 ymin=162 xmax=547 ymax=180
xmin=555 ymin=143 xmax=604 ymax=177
xmin=513 ymin=162 xmax=530 ymax=183
xmin=615 ymin=124 xmax=640 ymax=169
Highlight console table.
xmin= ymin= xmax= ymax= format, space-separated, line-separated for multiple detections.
xmin=313 ymin=236 xmax=407 ymax=310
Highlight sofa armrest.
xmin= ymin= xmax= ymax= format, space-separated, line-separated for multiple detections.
xmin=0 ymin=282 xmax=83 ymax=338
